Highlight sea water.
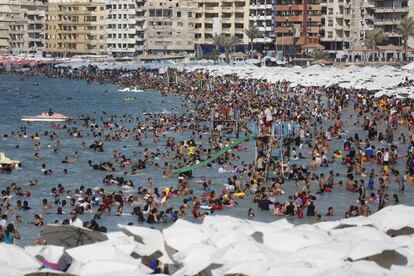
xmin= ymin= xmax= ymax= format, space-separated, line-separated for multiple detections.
xmin=0 ymin=75 xmax=413 ymax=246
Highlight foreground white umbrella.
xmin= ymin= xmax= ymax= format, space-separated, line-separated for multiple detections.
xmin=391 ymin=264 xmax=414 ymax=275
xmin=0 ymin=244 xmax=42 ymax=272
xmin=67 ymin=260 xmax=152 ymax=276
xmin=263 ymin=229 xmax=329 ymax=253
xmin=0 ymin=265 xmax=24 ymax=276
xmin=172 ymin=243 xmax=217 ymax=276
xmin=119 ymin=224 xmax=173 ymax=264
xmin=66 ymin=241 xmax=138 ymax=264
xmin=163 ymin=219 xmax=210 ymax=251
xmin=348 ymin=240 xmax=402 ymax=261
xmin=212 ymin=259 xmax=272 ymax=276
xmin=25 ymin=245 xmax=65 ymax=264
xmin=318 ymin=260 xmax=392 ymax=276
xmin=41 ymin=225 xmax=108 ymax=248
xmin=211 ymin=240 xmax=284 ymax=265
xmin=369 ymin=205 xmax=414 ymax=235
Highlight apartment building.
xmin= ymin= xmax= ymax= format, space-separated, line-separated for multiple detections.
xmin=135 ymin=0 xmax=145 ymax=54
xmin=320 ymin=0 xmax=346 ymax=50
xmin=0 ymin=0 xmax=26 ymax=54
xmin=143 ymin=0 xmax=197 ymax=56
xmin=45 ymin=0 xmax=107 ymax=57
xmin=249 ymin=0 xmax=276 ymax=51
xmin=106 ymin=0 xmax=136 ymax=57
xmin=275 ymin=0 xmax=322 ymax=55
xmin=374 ymin=0 xmax=409 ymax=46
xmin=0 ymin=0 xmax=46 ymax=55
xmin=195 ymin=0 xmax=250 ymax=51
xmin=22 ymin=0 xmax=47 ymax=54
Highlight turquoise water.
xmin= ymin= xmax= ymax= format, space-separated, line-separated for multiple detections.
xmin=1 ymin=75 xmax=413 ymax=246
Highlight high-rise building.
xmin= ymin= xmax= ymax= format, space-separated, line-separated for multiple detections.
xmin=0 ymin=0 xmax=27 ymax=54
xmin=195 ymin=0 xmax=250 ymax=52
xmin=105 ymin=0 xmax=137 ymax=57
xmin=135 ymin=0 xmax=145 ymax=55
xmin=22 ymin=0 xmax=47 ymax=54
xmin=275 ymin=0 xmax=323 ymax=55
xmin=143 ymin=0 xmax=197 ymax=56
xmin=45 ymin=0 xmax=107 ymax=57
xmin=373 ymin=0 xmax=409 ymax=46
xmin=0 ymin=0 xmax=46 ymax=55
xmin=320 ymin=0 xmax=345 ymax=51
xmin=249 ymin=0 xmax=276 ymax=51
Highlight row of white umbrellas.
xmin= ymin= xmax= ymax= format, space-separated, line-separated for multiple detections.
xmin=173 ymin=63 xmax=414 ymax=92
xmin=1 ymin=205 xmax=414 ymax=275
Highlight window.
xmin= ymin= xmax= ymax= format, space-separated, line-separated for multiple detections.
xmin=328 ymin=31 xmax=333 ymax=38
xmin=177 ymin=11 xmax=181 ymax=17
xmin=328 ymin=8 xmax=333 ymax=15
xmin=328 ymin=20 xmax=333 ymax=27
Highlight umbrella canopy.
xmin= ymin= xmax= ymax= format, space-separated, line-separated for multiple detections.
xmin=319 ymin=260 xmax=392 ymax=276
xmin=262 ymin=229 xmax=329 ymax=253
xmin=172 ymin=243 xmax=217 ymax=276
xmin=25 ymin=245 xmax=65 ymax=264
xmin=66 ymin=241 xmax=138 ymax=264
xmin=212 ymin=259 xmax=272 ymax=276
xmin=369 ymin=205 xmax=414 ymax=234
xmin=348 ymin=240 xmax=402 ymax=261
xmin=0 ymin=244 xmax=42 ymax=272
xmin=119 ymin=225 xmax=173 ymax=264
xmin=211 ymin=240 xmax=284 ymax=265
xmin=66 ymin=260 xmax=152 ymax=276
xmin=163 ymin=219 xmax=210 ymax=251
xmin=40 ymin=225 xmax=108 ymax=249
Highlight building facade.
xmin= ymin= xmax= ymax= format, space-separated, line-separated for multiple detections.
xmin=249 ymin=0 xmax=276 ymax=51
xmin=143 ymin=0 xmax=197 ymax=56
xmin=373 ymin=0 xmax=409 ymax=46
xmin=22 ymin=0 xmax=47 ymax=54
xmin=0 ymin=0 xmax=46 ymax=55
xmin=195 ymin=0 xmax=250 ymax=52
xmin=45 ymin=0 xmax=107 ymax=57
xmin=275 ymin=0 xmax=322 ymax=55
xmin=106 ymin=0 xmax=137 ymax=57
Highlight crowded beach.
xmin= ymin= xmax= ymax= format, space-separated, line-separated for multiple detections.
xmin=1 ymin=61 xmax=414 ymax=274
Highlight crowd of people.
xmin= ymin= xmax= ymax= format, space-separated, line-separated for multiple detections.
xmin=1 ymin=64 xmax=414 ymax=245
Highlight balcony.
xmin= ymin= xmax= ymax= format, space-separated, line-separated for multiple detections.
xmin=374 ymin=18 xmax=402 ymax=25
xmin=276 ymin=16 xmax=303 ymax=22
xmin=374 ymin=6 xmax=409 ymax=13
xmin=276 ymin=26 xmax=292 ymax=33
xmin=277 ymin=5 xmax=304 ymax=11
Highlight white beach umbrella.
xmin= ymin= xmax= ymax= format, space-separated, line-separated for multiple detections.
xmin=212 ymin=259 xmax=271 ymax=276
xmin=318 ymin=260 xmax=392 ymax=276
xmin=330 ymin=226 xmax=393 ymax=243
xmin=369 ymin=205 xmax=414 ymax=234
xmin=172 ymin=243 xmax=217 ymax=276
xmin=67 ymin=260 xmax=151 ymax=276
xmin=119 ymin=224 xmax=173 ymax=264
xmin=0 ymin=244 xmax=42 ymax=272
xmin=259 ymin=261 xmax=320 ymax=276
xmin=211 ymin=240 xmax=284 ymax=265
xmin=348 ymin=240 xmax=402 ymax=261
xmin=66 ymin=241 xmax=137 ymax=264
xmin=295 ymin=241 xmax=352 ymax=262
xmin=25 ymin=245 xmax=65 ymax=264
xmin=163 ymin=219 xmax=210 ymax=251
xmin=262 ymin=229 xmax=329 ymax=253
xmin=0 ymin=265 xmax=24 ymax=276
xmin=391 ymin=264 xmax=414 ymax=275
xmin=206 ymin=230 xmax=253 ymax=249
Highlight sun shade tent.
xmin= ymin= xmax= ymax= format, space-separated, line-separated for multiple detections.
xmin=40 ymin=225 xmax=108 ymax=249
